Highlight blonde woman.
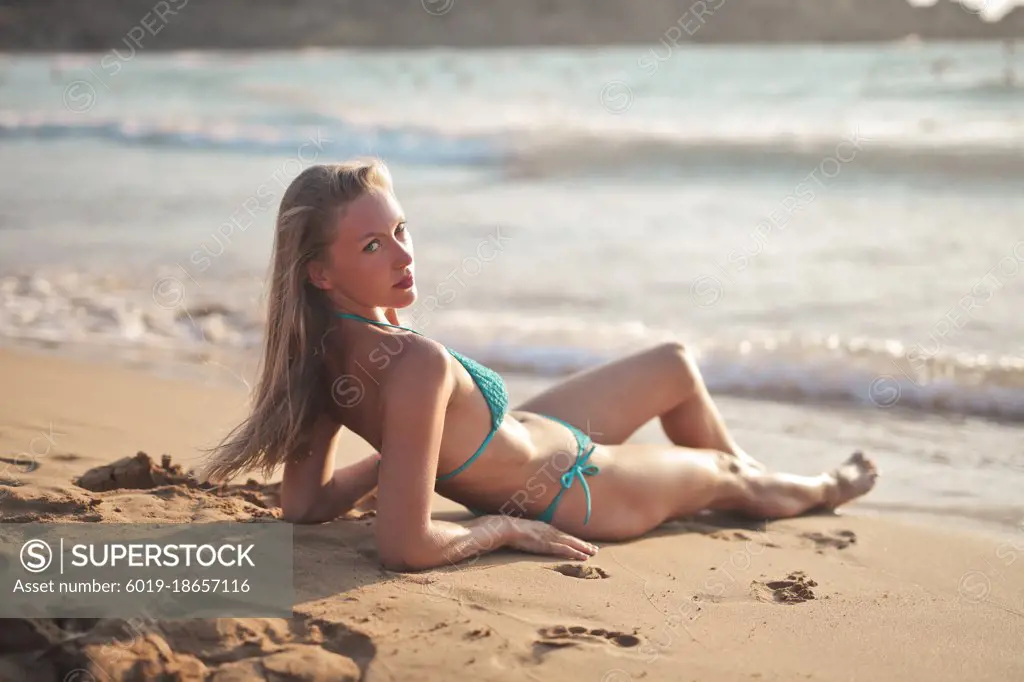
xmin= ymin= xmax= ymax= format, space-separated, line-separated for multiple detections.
xmin=202 ymin=159 xmax=878 ymax=572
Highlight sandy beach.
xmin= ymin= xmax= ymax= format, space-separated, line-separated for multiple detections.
xmin=4 ymin=14 xmax=1024 ymax=679
xmin=1 ymin=345 xmax=1021 ymax=681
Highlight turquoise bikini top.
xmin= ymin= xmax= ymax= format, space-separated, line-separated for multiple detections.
xmin=335 ymin=312 xmax=510 ymax=481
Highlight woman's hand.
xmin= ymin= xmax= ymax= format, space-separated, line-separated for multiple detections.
xmin=502 ymin=517 xmax=599 ymax=561
xmin=353 ymin=488 xmax=378 ymax=513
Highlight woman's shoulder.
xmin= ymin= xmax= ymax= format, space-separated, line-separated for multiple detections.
xmin=321 ymin=329 xmax=454 ymax=424
xmin=384 ymin=332 xmax=452 ymax=380
xmin=332 ymin=326 xmax=452 ymax=386
xmin=376 ymin=333 xmax=455 ymax=409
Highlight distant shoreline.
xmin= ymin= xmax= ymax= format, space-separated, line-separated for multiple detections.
xmin=1 ymin=0 xmax=1022 ymax=52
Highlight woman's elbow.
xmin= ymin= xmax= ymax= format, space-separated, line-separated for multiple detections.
xmin=378 ymin=539 xmax=436 ymax=572
xmin=280 ymin=494 xmax=318 ymax=524
xmin=281 ymin=507 xmax=311 ymax=524
xmin=282 ymin=509 xmax=311 ymax=524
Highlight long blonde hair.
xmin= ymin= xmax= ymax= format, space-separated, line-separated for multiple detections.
xmin=201 ymin=158 xmax=393 ymax=483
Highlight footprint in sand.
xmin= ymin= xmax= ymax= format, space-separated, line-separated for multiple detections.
xmin=801 ymin=529 xmax=857 ymax=552
xmin=552 ymin=564 xmax=609 ymax=579
xmin=537 ymin=625 xmax=641 ymax=648
xmin=752 ymin=571 xmax=818 ymax=604
xmin=708 ymin=529 xmax=781 ymax=548
xmin=51 ymin=453 xmax=82 ymax=462
xmin=710 ymin=530 xmax=753 ymax=541
xmin=0 ymin=455 xmax=38 ymax=473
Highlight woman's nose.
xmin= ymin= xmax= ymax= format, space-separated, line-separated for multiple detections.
xmin=394 ymin=245 xmax=413 ymax=268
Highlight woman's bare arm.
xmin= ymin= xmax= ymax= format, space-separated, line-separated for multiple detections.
xmin=374 ymin=339 xmax=522 ymax=571
xmin=280 ymin=413 xmax=380 ymax=524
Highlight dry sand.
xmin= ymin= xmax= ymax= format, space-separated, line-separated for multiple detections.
xmin=1 ymin=346 xmax=1022 ymax=681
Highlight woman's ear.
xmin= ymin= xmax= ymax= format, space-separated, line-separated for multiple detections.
xmin=306 ymin=260 xmax=331 ymax=291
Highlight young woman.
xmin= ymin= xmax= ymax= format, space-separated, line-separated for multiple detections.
xmin=202 ymin=159 xmax=878 ymax=572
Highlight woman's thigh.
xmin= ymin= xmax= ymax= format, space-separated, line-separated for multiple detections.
xmin=515 ymin=342 xmax=687 ymax=445
xmin=540 ymin=443 xmax=733 ymax=542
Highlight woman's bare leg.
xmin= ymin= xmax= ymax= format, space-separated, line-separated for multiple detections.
xmin=516 ymin=342 xmax=764 ymax=469
xmin=659 ymin=356 xmax=763 ymax=470
xmin=547 ymin=446 xmax=879 ymax=542
xmin=719 ymin=452 xmax=879 ymax=518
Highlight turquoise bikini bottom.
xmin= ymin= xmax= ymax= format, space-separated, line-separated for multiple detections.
xmin=467 ymin=413 xmax=600 ymax=526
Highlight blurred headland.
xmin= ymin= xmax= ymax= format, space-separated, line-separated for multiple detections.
xmin=1 ymin=0 xmax=1023 ymax=51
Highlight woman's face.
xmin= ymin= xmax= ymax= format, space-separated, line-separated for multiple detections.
xmin=311 ymin=189 xmax=416 ymax=311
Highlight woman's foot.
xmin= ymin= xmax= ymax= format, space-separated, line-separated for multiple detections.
xmin=824 ymin=451 xmax=879 ymax=509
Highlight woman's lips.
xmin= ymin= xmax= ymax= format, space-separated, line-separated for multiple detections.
xmin=394 ymin=274 xmax=414 ymax=289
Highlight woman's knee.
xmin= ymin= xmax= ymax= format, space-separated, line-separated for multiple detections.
xmin=654 ymin=340 xmax=689 ymax=363
xmin=704 ymin=452 xmax=757 ymax=507
xmin=654 ymin=341 xmax=699 ymax=390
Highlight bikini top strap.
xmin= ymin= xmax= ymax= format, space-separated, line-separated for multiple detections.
xmin=336 ymin=311 xmax=423 ymax=336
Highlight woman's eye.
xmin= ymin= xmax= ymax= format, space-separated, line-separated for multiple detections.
xmin=364 ymin=225 xmax=405 ymax=253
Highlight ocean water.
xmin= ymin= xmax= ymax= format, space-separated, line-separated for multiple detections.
xmin=2 ymin=43 xmax=1024 ymax=423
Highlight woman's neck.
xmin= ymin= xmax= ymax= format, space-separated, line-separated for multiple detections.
xmin=335 ymin=307 xmax=398 ymax=325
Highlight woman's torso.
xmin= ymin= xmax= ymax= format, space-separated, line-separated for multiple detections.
xmin=321 ymin=320 xmax=577 ymax=512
